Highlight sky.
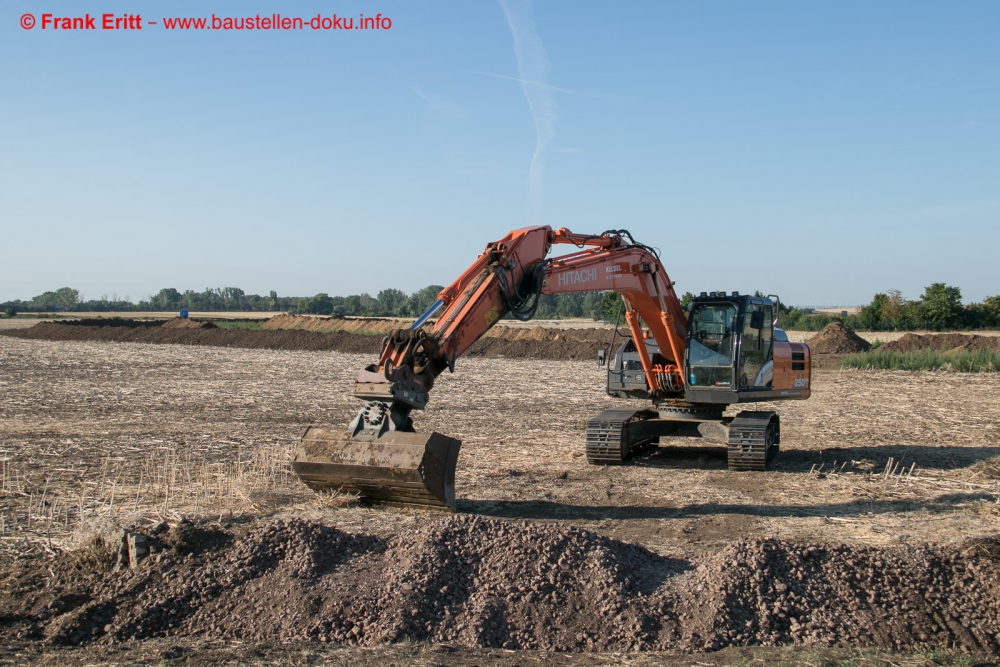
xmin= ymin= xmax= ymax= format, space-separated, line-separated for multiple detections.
xmin=1 ymin=1 xmax=998 ymax=307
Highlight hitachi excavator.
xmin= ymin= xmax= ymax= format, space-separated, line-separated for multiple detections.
xmin=291 ymin=227 xmax=811 ymax=510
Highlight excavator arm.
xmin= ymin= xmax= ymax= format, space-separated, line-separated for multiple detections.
xmin=292 ymin=226 xmax=690 ymax=510
xmin=370 ymin=226 xmax=687 ymax=408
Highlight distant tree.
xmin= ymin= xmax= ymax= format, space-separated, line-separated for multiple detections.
xmin=679 ymin=291 xmax=695 ymax=310
xmin=600 ymin=291 xmax=623 ymax=323
xmin=3 ymin=307 xmax=15 ymax=318
xmin=26 ymin=287 xmax=79 ymax=311
xmin=964 ymin=294 xmax=1000 ymax=329
xmin=982 ymin=296 xmax=1000 ymax=326
xmin=340 ymin=294 xmax=362 ymax=316
xmin=151 ymin=288 xmax=182 ymax=311
xmin=376 ymin=288 xmax=408 ymax=317
xmin=554 ymin=292 xmax=584 ymax=318
xmin=855 ymin=294 xmax=882 ymax=329
xmin=218 ymin=287 xmax=247 ymax=310
xmin=879 ymin=289 xmax=907 ymax=324
xmin=54 ymin=287 xmax=80 ymax=310
xmin=356 ymin=293 xmax=376 ymax=316
xmin=919 ymin=283 xmax=963 ymax=328
xmin=296 ymin=293 xmax=334 ymax=315
xmin=581 ymin=292 xmax=603 ymax=320
xmin=533 ymin=294 xmax=557 ymax=319
xmin=406 ymin=285 xmax=445 ymax=319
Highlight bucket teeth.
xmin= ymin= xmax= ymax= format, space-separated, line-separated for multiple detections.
xmin=292 ymin=426 xmax=461 ymax=511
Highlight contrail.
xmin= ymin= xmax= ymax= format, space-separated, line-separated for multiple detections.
xmin=468 ymin=70 xmax=639 ymax=101
xmin=499 ymin=0 xmax=555 ymax=223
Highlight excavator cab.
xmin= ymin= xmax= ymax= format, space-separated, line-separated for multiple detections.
xmin=605 ymin=293 xmax=809 ymax=404
xmin=683 ymin=292 xmax=810 ymax=404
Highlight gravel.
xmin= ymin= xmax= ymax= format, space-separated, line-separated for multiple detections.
xmin=3 ymin=516 xmax=998 ymax=653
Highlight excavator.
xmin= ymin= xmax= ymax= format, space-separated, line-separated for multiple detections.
xmin=291 ymin=227 xmax=811 ymax=510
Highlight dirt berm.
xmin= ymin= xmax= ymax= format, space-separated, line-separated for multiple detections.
xmin=882 ymin=332 xmax=1000 ymax=354
xmin=805 ymin=322 xmax=871 ymax=354
xmin=1 ymin=318 xmax=614 ymax=361
xmin=2 ymin=516 xmax=997 ymax=653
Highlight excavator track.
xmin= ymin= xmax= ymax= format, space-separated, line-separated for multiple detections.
xmin=585 ymin=408 xmax=653 ymax=464
xmin=727 ymin=411 xmax=779 ymax=471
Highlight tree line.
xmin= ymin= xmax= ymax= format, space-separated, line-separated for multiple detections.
xmin=0 ymin=286 xmax=610 ymax=320
xmin=3 ymin=282 xmax=997 ymax=330
xmin=778 ymin=283 xmax=1000 ymax=331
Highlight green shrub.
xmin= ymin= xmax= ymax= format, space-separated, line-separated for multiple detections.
xmin=840 ymin=349 xmax=1000 ymax=372
xmin=3 ymin=307 xmax=15 ymax=318
xmin=212 ymin=320 xmax=264 ymax=330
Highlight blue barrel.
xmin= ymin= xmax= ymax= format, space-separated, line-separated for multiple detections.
xmin=179 ymin=309 xmax=189 ymax=319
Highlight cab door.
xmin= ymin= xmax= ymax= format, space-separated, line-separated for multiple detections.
xmin=739 ymin=301 xmax=774 ymax=388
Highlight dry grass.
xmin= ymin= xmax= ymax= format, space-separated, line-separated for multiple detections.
xmin=1 ymin=335 xmax=999 ymax=562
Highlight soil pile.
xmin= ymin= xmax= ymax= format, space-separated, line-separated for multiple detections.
xmin=1 ymin=320 xmax=615 ymax=361
xmin=260 ymin=314 xmax=612 ymax=343
xmin=2 ymin=516 xmax=998 ymax=653
xmin=485 ymin=326 xmax=609 ymax=343
xmin=160 ymin=318 xmax=215 ymax=330
xmin=806 ymin=323 xmax=871 ymax=354
xmin=261 ymin=315 xmax=406 ymax=335
xmin=0 ymin=321 xmax=384 ymax=354
xmin=678 ymin=537 xmax=999 ymax=652
xmin=882 ymin=333 xmax=1000 ymax=354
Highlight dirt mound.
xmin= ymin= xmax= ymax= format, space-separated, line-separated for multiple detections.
xmin=679 ymin=537 xmax=999 ymax=652
xmin=261 ymin=314 xmax=404 ymax=335
xmin=55 ymin=317 xmax=160 ymax=328
xmin=1 ymin=321 xmax=614 ymax=361
xmin=0 ymin=321 xmax=385 ymax=354
xmin=882 ymin=333 xmax=1000 ymax=354
xmin=806 ymin=323 xmax=871 ymax=354
xmin=259 ymin=314 xmax=612 ymax=343
xmin=3 ymin=516 xmax=998 ymax=653
xmin=160 ymin=318 xmax=215 ymax=330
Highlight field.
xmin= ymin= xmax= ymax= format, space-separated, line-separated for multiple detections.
xmin=1 ymin=319 xmax=999 ymax=665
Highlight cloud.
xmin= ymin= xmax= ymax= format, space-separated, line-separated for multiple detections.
xmin=499 ymin=0 xmax=555 ymax=223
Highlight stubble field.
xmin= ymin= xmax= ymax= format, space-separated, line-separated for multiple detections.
xmin=1 ymin=324 xmax=999 ymax=665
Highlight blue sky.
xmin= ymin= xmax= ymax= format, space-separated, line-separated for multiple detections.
xmin=1 ymin=1 xmax=997 ymax=306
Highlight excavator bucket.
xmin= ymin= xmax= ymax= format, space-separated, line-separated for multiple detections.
xmin=291 ymin=425 xmax=462 ymax=511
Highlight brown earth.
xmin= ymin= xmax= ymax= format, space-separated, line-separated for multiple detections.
xmin=882 ymin=333 xmax=1000 ymax=354
xmin=261 ymin=314 xmax=406 ymax=335
xmin=0 ymin=642 xmax=990 ymax=667
xmin=3 ymin=328 xmax=1000 ymax=663
xmin=160 ymin=317 xmax=216 ymax=330
xmin=262 ymin=314 xmax=614 ymax=345
xmin=4 ymin=318 xmax=857 ymax=366
xmin=3 ymin=515 xmax=998 ymax=654
xmin=0 ymin=319 xmax=616 ymax=361
xmin=805 ymin=323 xmax=871 ymax=354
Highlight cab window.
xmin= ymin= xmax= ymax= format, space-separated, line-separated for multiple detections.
xmin=687 ymin=303 xmax=736 ymax=387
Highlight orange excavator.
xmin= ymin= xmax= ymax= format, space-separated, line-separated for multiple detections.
xmin=291 ymin=227 xmax=811 ymax=510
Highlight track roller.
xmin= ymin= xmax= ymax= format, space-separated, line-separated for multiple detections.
xmin=727 ymin=411 xmax=780 ymax=471
xmin=585 ymin=408 xmax=656 ymax=464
